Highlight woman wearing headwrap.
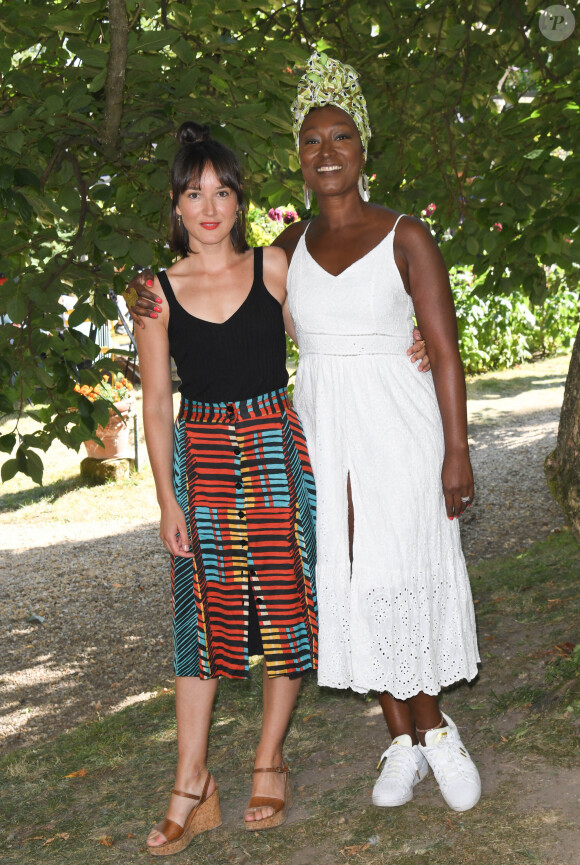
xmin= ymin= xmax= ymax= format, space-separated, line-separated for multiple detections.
xmin=273 ymin=51 xmax=481 ymax=813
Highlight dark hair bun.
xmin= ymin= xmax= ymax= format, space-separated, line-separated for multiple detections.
xmin=177 ymin=121 xmax=211 ymax=146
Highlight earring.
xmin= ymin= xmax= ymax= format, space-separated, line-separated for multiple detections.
xmin=303 ymin=184 xmax=311 ymax=210
xmin=358 ymin=172 xmax=370 ymax=202
xmin=177 ymin=214 xmax=183 ymax=226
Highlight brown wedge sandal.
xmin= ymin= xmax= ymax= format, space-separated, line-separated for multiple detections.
xmin=148 ymin=772 xmax=221 ymax=857
xmin=244 ymin=764 xmax=291 ymax=831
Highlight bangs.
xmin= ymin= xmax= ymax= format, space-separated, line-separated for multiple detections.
xmin=176 ymin=152 xmax=239 ymax=196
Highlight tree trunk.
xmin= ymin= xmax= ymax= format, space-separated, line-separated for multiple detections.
xmin=100 ymin=0 xmax=128 ymax=155
xmin=545 ymin=323 xmax=580 ymax=545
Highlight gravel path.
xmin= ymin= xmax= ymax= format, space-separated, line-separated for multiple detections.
xmin=460 ymin=385 xmax=565 ymax=562
xmin=0 ymin=368 xmax=567 ymax=753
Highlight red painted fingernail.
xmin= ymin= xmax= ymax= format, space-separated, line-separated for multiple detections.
xmin=151 ymin=312 xmax=158 ymax=319
xmin=146 ymin=279 xmax=154 ymax=286
xmin=154 ymin=306 xmax=161 ymax=312
xmin=155 ymin=297 xmax=162 ymax=303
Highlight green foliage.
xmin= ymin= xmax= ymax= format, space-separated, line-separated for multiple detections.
xmin=0 ymin=0 xmax=578 ymax=482
xmin=545 ymin=644 xmax=580 ymax=685
xmin=452 ymin=265 xmax=579 ymax=374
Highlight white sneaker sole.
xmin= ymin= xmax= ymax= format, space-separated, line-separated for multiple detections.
xmin=371 ymin=789 xmax=414 ymax=807
xmin=371 ymin=763 xmax=429 ymax=808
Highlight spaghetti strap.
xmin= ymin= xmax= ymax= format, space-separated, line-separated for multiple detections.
xmin=156 ymin=270 xmax=178 ymax=307
xmin=253 ymin=246 xmax=263 ymax=283
xmin=392 ymin=213 xmax=406 ymax=233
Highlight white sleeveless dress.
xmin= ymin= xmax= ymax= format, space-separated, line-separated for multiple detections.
xmin=287 ymin=217 xmax=480 ymax=699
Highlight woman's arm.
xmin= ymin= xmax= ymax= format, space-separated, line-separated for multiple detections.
xmin=282 ymin=298 xmax=298 ymax=344
xmin=135 ymin=277 xmax=193 ymax=557
xmin=262 ymin=246 xmax=298 ymax=342
xmin=400 ymin=218 xmax=474 ymax=519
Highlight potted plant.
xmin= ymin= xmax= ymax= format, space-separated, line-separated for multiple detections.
xmin=75 ymin=372 xmax=135 ymax=460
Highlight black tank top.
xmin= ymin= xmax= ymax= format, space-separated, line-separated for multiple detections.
xmin=157 ymin=248 xmax=288 ymax=403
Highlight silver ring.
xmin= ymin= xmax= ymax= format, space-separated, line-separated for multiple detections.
xmin=461 ymin=496 xmax=471 ymax=503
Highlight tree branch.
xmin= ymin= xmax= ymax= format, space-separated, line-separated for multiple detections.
xmin=100 ymin=0 xmax=128 ymax=155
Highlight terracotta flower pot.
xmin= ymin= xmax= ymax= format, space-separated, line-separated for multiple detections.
xmin=83 ymin=398 xmax=134 ymax=460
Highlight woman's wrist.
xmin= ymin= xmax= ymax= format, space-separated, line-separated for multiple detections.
xmin=443 ymin=440 xmax=470 ymax=457
xmin=156 ymin=489 xmax=178 ymax=509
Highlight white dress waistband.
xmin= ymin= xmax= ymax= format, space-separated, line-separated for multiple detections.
xmin=298 ymin=332 xmax=411 ymax=357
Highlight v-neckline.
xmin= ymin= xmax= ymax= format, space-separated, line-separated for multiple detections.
xmin=166 ymin=252 xmax=256 ymax=326
xmin=303 ymin=228 xmax=394 ymax=279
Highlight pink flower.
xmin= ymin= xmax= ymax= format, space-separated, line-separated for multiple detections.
xmin=494 ymin=222 xmax=502 ymax=231
xmin=425 ymin=203 xmax=436 ymax=216
xmin=283 ymin=209 xmax=298 ymax=224
xmin=268 ymin=207 xmax=283 ymax=222
xmin=371 ymin=174 xmax=377 ymax=181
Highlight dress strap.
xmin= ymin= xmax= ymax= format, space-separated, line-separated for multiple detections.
xmin=253 ymin=246 xmax=263 ymax=283
xmin=156 ymin=270 xmax=178 ymax=309
xmin=392 ymin=213 xmax=406 ymax=233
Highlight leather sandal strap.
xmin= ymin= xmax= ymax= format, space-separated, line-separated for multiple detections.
xmin=172 ymin=771 xmax=212 ymax=804
xmin=154 ymin=817 xmax=185 ymax=844
xmin=152 ymin=773 xmax=213 ymax=846
xmin=200 ymin=771 xmax=211 ymax=803
xmin=247 ymin=795 xmax=284 ymax=812
xmin=253 ymin=764 xmax=288 ymax=775
xmin=172 ymin=789 xmax=201 ymax=801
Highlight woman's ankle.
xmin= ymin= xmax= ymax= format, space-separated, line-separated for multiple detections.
xmin=253 ymin=744 xmax=284 ymax=769
xmin=173 ymin=763 xmax=209 ymax=788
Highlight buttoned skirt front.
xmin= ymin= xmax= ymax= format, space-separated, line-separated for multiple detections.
xmin=171 ymin=387 xmax=318 ymax=679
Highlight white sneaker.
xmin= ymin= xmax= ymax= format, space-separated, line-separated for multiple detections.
xmin=418 ymin=713 xmax=481 ymax=812
xmin=372 ymin=734 xmax=429 ymax=807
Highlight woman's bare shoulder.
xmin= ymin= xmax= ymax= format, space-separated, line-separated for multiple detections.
xmin=364 ymin=205 xmax=423 ymax=234
xmin=163 ymin=256 xmax=192 ymax=280
xmin=394 ymin=213 xmax=437 ymax=252
xmin=262 ymin=244 xmax=289 ymax=281
xmin=262 ymin=245 xmax=288 ymax=265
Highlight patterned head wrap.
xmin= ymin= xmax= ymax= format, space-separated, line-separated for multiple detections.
xmin=290 ymin=51 xmax=371 ymax=157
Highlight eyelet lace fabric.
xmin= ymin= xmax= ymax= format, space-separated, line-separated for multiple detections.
xmin=287 ymin=220 xmax=480 ymax=699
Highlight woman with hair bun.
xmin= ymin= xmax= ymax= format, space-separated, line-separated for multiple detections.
xmin=136 ymin=121 xmax=318 ymax=855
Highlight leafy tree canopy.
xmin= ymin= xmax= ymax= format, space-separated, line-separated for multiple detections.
xmin=0 ymin=0 xmax=578 ymax=482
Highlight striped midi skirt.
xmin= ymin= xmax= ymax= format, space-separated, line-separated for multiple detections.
xmin=172 ymin=387 xmax=318 ymax=679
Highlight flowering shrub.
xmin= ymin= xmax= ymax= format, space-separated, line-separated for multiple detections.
xmin=245 ymin=204 xmax=288 ymax=247
xmin=268 ymin=206 xmax=299 ymax=224
xmin=74 ymin=372 xmax=134 ymax=404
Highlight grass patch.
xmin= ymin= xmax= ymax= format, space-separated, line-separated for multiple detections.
xmin=460 ymin=530 xmax=580 ymax=763
xmin=465 ymin=354 xmax=569 ymax=400
xmin=1 ymin=533 xmax=579 ymax=864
